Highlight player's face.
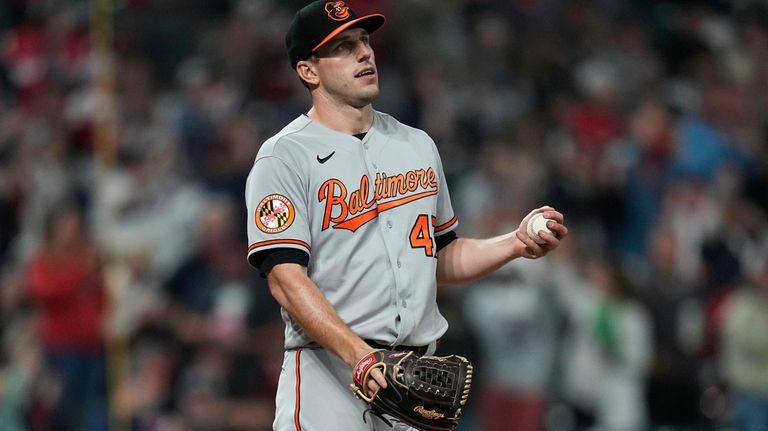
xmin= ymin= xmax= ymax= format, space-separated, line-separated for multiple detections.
xmin=311 ymin=28 xmax=379 ymax=108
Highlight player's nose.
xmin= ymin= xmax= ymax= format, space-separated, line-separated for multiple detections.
xmin=356 ymin=42 xmax=373 ymax=62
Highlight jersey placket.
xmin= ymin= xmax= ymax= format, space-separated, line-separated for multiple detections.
xmin=359 ymin=131 xmax=416 ymax=345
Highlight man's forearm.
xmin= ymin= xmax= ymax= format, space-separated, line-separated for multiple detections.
xmin=267 ymin=263 xmax=372 ymax=367
xmin=436 ymin=234 xmax=523 ymax=286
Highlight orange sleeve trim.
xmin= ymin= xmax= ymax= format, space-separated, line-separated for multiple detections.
xmin=294 ymin=348 xmax=302 ymax=431
xmin=434 ymin=216 xmax=458 ymax=233
xmin=248 ymin=239 xmax=310 ymax=253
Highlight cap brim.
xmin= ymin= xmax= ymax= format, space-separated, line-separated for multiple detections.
xmin=311 ymin=14 xmax=386 ymax=52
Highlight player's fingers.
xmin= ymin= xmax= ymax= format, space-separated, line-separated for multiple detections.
xmin=547 ymin=221 xmax=568 ymax=240
xmin=367 ymin=378 xmax=380 ymax=395
xmin=516 ymin=227 xmax=539 ymax=246
xmin=542 ymin=209 xmax=564 ymax=224
xmin=516 ymin=229 xmax=545 ymax=258
xmin=369 ymin=367 xmax=387 ymax=390
xmin=538 ymin=230 xmax=560 ymax=247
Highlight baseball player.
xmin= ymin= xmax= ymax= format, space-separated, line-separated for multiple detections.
xmin=244 ymin=1 xmax=568 ymax=430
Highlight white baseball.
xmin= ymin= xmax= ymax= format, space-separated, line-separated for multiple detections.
xmin=526 ymin=213 xmax=553 ymax=244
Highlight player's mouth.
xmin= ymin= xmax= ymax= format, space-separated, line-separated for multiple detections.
xmin=354 ymin=67 xmax=376 ymax=78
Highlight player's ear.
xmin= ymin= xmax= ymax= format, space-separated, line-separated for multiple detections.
xmin=296 ymin=59 xmax=320 ymax=86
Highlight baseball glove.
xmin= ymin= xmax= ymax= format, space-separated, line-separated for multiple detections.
xmin=350 ymin=349 xmax=473 ymax=431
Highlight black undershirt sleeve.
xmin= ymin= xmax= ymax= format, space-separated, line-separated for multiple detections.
xmin=435 ymin=231 xmax=458 ymax=253
xmin=251 ymin=248 xmax=310 ymax=277
xmin=252 ymin=230 xmax=456 ymax=277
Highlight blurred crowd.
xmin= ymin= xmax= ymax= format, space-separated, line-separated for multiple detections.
xmin=1 ymin=0 xmax=767 ymax=430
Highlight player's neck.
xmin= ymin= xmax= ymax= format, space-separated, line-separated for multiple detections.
xmin=307 ymin=102 xmax=374 ymax=136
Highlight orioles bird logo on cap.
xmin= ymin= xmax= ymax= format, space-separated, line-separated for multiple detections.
xmin=325 ymin=1 xmax=350 ymax=21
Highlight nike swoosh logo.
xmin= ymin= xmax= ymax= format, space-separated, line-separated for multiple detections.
xmin=317 ymin=151 xmax=335 ymax=164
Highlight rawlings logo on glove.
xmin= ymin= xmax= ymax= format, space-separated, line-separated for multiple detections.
xmin=350 ymin=349 xmax=473 ymax=431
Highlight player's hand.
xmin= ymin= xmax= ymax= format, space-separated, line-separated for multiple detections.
xmin=352 ymin=349 xmax=388 ymax=399
xmin=367 ymin=367 xmax=387 ymax=394
xmin=516 ymin=206 xmax=568 ymax=259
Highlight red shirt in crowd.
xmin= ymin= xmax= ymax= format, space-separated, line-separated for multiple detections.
xmin=25 ymin=247 xmax=105 ymax=351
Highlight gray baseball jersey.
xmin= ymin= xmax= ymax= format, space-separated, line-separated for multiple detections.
xmin=245 ymin=110 xmax=458 ymax=349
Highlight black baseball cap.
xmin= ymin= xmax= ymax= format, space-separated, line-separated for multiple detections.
xmin=286 ymin=1 xmax=385 ymax=69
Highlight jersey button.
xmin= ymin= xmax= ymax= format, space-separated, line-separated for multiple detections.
xmin=397 ymin=260 xmax=402 ymax=268
xmin=372 ymin=163 xmax=378 ymax=169
xmin=386 ymin=221 xmax=393 ymax=228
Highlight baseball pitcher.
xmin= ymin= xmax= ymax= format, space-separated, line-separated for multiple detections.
xmin=245 ymin=1 xmax=568 ymax=430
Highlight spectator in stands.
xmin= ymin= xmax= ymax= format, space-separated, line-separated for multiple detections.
xmin=721 ymin=259 xmax=768 ymax=431
xmin=464 ymin=260 xmax=559 ymax=431
xmin=557 ymin=258 xmax=653 ymax=431
xmin=24 ymin=201 xmax=108 ymax=431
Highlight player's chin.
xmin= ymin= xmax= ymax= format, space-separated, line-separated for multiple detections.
xmin=350 ymin=87 xmax=379 ymax=107
xmin=360 ymin=81 xmax=379 ymax=95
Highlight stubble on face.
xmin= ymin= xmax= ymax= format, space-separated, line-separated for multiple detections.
xmin=343 ymin=79 xmax=379 ymax=108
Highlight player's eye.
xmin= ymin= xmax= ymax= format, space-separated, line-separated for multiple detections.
xmin=335 ymin=42 xmax=353 ymax=54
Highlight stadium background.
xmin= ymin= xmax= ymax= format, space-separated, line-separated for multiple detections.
xmin=0 ymin=0 xmax=767 ymax=430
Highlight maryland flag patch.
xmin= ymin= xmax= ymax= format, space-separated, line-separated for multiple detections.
xmin=255 ymin=194 xmax=295 ymax=234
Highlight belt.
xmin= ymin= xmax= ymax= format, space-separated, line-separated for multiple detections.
xmin=365 ymin=339 xmax=438 ymax=356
